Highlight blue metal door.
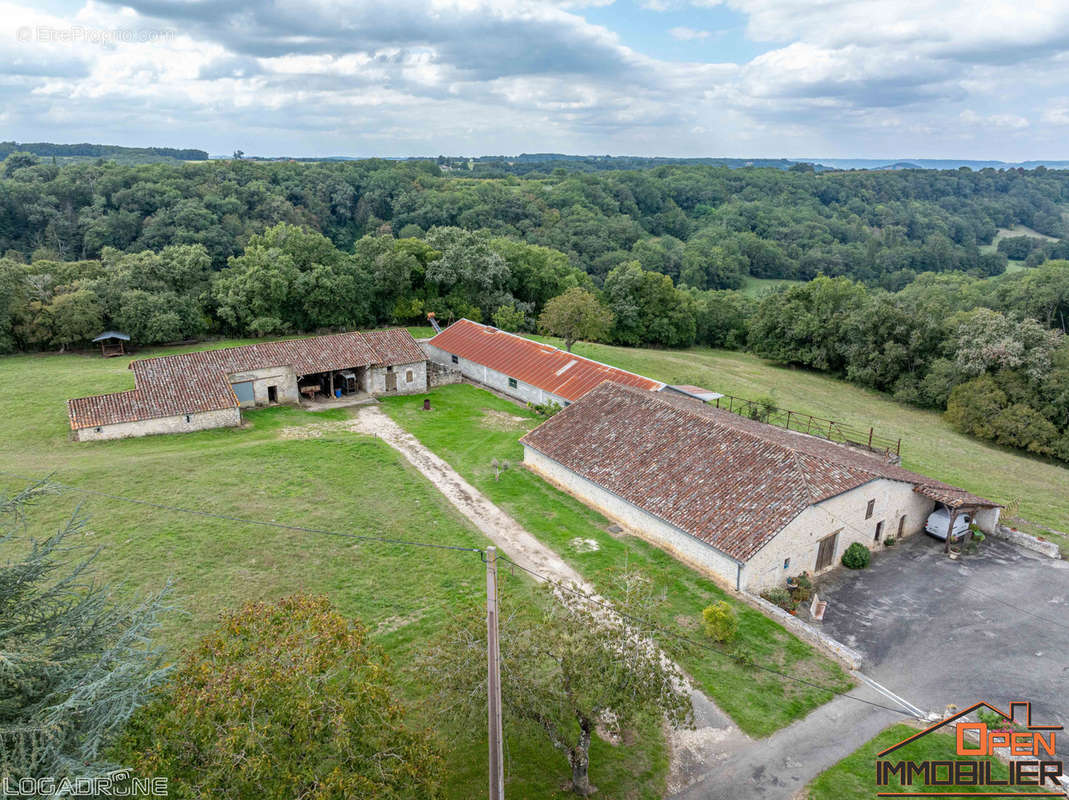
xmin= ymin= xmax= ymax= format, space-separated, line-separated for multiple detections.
xmin=232 ymin=381 xmax=254 ymax=405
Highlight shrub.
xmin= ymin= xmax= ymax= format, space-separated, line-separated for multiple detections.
xmin=701 ymin=601 xmax=738 ymax=643
xmin=841 ymin=542 xmax=871 ymax=569
xmin=884 ymin=536 xmax=896 ymax=547
xmin=760 ymin=587 xmax=797 ymax=612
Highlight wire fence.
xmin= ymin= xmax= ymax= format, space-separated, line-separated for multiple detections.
xmin=711 ymin=394 xmax=902 ymax=459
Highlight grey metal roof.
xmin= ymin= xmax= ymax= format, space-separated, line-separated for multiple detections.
xmin=92 ymin=331 xmax=131 ymax=342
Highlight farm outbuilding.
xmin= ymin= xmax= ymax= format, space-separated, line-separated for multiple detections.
xmin=68 ymin=329 xmax=427 ymax=441
xmin=422 ymin=319 xmax=664 ymax=407
xmin=520 ymin=382 xmax=1001 ymax=593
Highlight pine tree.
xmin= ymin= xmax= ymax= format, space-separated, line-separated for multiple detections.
xmin=0 ymin=481 xmax=171 ymax=785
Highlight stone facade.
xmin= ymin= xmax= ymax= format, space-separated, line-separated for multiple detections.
xmin=227 ymin=365 xmax=299 ymax=408
xmin=73 ymin=407 xmax=242 ymax=441
xmin=525 ymin=444 xmax=1007 ymax=593
xmin=744 ymin=478 xmax=936 ymax=591
xmin=423 ymin=342 xmax=568 ymax=408
xmin=365 ymin=360 xmax=427 ymax=395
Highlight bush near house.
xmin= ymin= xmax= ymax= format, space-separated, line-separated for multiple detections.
xmin=841 ymin=542 xmax=871 ymax=569
xmin=701 ymin=601 xmax=739 ymax=643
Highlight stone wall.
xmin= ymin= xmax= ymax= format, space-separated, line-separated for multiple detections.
xmin=423 ymin=342 xmax=568 ymax=408
xmin=745 ymin=479 xmax=936 ymax=591
xmin=366 ymin=360 xmax=427 ymax=395
xmin=427 ymin=360 xmax=462 ymax=388
xmin=227 ymin=365 xmax=298 ymax=407
xmin=74 ymin=407 xmax=242 ymax=441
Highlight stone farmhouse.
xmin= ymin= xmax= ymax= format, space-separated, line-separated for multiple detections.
xmin=68 ymin=329 xmax=427 ymax=441
xmin=521 ymin=381 xmax=1001 ymax=592
xmin=422 ymin=318 xmax=666 ymax=407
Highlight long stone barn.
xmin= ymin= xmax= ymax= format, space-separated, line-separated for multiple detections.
xmin=422 ymin=318 xmax=666 ymax=407
xmin=67 ymin=328 xmax=427 ymax=441
xmin=520 ymin=381 xmax=1002 ymax=593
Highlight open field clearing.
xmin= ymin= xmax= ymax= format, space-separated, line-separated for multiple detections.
xmin=0 ymin=347 xmax=667 ymax=799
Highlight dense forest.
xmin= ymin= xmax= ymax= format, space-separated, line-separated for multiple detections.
xmin=1 ymin=153 xmax=1067 ymax=461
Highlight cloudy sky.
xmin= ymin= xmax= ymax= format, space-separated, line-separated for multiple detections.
xmin=6 ymin=0 xmax=1069 ymax=159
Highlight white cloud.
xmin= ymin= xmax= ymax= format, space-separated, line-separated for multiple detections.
xmin=669 ymin=26 xmax=710 ymax=40
xmin=1 ymin=0 xmax=1067 ymax=158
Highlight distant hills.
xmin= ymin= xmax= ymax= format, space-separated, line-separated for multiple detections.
xmin=0 ymin=141 xmax=209 ymax=164
xmin=4 ymin=143 xmax=1069 ymax=172
xmin=804 ymin=157 xmax=1069 ymax=170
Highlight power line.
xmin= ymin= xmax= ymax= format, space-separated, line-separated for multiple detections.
xmin=497 ymin=554 xmax=920 ymax=720
xmin=1 ymin=470 xmax=917 ymax=716
xmin=0 ymin=470 xmax=483 ymax=554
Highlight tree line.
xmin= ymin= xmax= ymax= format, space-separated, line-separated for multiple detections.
xmin=3 ymin=153 xmax=1069 ymax=289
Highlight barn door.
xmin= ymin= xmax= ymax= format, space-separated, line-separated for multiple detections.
xmin=385 ymin=371 xmax=397 ymax=391
xmin=815 ymin=532 xmax=838 ymax=572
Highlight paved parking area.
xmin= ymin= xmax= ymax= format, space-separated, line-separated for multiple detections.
xmin=816 ymin=533 xmax=1069 ymax=753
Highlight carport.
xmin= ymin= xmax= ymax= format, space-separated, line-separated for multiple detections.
xmin=912 ymin=485 xmax=1003 ymax=553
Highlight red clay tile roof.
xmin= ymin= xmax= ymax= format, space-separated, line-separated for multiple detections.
xmin=67 ymin=329 xmax=424 ymax=430
xmin=427 ymin=319 xmax=664 ymax=402
xmin=520 ymin=382 xmax=998 ymax=562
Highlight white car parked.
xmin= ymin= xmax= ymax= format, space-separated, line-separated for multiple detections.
xmin=924 ymin=507 xmax=972 ymax=540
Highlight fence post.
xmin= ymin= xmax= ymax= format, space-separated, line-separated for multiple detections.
xmin=868 ymin=428 xmax=873 ymax=449
xmin=786 ymin=410 xmax=792 ymax=430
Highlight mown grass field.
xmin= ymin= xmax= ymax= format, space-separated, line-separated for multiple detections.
xmin=806 ymin=723 xmax=1040 ymax=799
xmin=529 ymin=337 xmax=1069 ymax=552
xmin=380 ymin=384 xmax=853 ymax=738
xmin=0 ymin=347 xmax=667 ymax=799
xmin=738 ymin=275 xmax=805 ymax=297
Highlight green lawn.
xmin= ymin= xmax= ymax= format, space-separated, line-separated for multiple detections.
xmin=807 ymin=723 xmax=1050 ymax=799
xmin=738 ymin=276 xmax=805 ymax=297
xmin=380 ymin=384 xmax=854 ymax=738
xmin=0 ymin=347 xmax=666 ymax=799
xmin=527 ymin=337 xmax=1069 ymax=553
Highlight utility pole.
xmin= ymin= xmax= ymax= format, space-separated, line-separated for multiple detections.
xmin=486 ymin=546 xmax=504 ymax=800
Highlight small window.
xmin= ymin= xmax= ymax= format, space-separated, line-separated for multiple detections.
xmin=874 ymin=520 xmax=884 ymax=542
xmin=508 ymin=377 xmax=518 ymax=389
xmin=184 ymin=414 xmax=192 ymax=423
xmin=386 ymin=365 xmax=393 ymax=372
xmin=865 ymin=499 xmax=875 ymax=519
xmin=783 ymin=558 xmax=790 ymax=570
xmin=405 ymin=369 xmax=414 ymax=383
xmin=451 ymin=354 xmax=459 ymax=364
xmin=94 ymin=427 xmax=102 ymax=433
xmin=898 ymin=515 xmax=906 ymax=536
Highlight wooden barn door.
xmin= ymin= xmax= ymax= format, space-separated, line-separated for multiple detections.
xmin=385 ymin=371 xmax=397 ymax=391
xmin=815 ymin=532 xmax=838 ymax=572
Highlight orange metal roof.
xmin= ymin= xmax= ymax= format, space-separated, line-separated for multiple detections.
xmin=427 ymin=319 xmax=664 ymax=402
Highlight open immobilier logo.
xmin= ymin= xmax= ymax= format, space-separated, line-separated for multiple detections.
xmin=875 ymin=701 xmax=1063 ymax=797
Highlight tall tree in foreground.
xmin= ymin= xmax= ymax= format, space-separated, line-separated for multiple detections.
xmin=0 ymin=481 xmax=171 ymax=784
xmin=538 ymin=287 xmax=613 ymax=352
xmin=426 ymin=575 xmax=692 ymax=796
xmin=118 ymin=594 xmax=441 ymax=800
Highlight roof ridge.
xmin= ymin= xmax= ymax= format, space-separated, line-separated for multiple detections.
xmin=438 ymin=320 xmax=666 ymax=388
